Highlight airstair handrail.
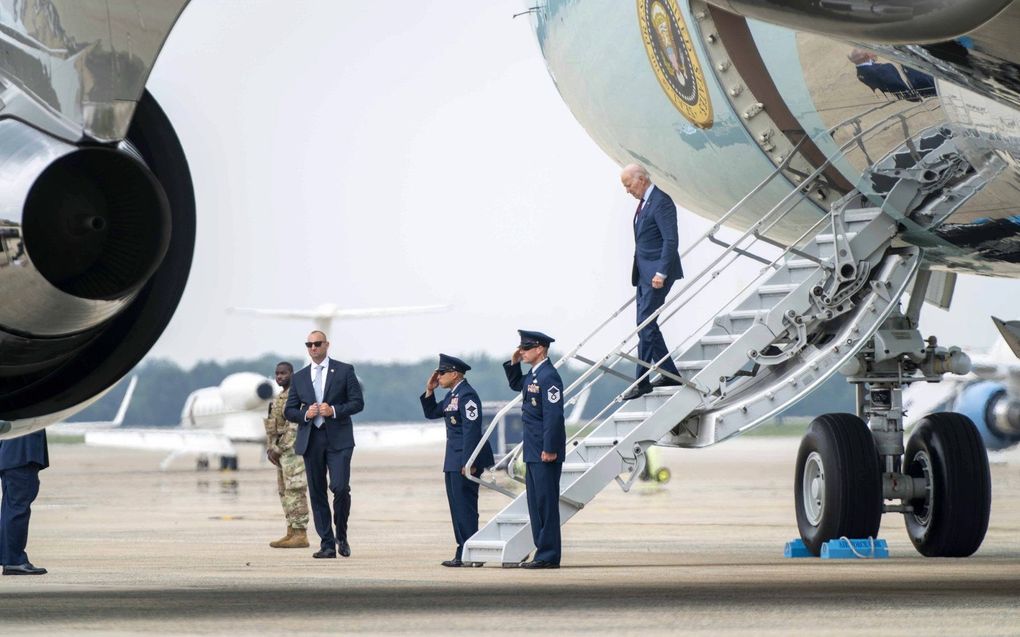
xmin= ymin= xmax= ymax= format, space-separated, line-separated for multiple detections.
xmin=466 ymin=97 xmax=941 ymax=492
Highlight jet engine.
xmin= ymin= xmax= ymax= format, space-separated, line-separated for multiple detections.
xmin=0 ymin=91 xmax=196 ymax=432
xmin=952 ymin=381 xmax=1020 ymax=451
xmin=218 ymin=373 xmax=276 ymax=413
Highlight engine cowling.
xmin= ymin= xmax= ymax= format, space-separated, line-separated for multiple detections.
xmin=0 ymin=91 xmax=196 ymax=435
xmin=952 ymin=381 xmax=1020 ymax=451
xmin=218 ymin=373 xmax=276 ymax=412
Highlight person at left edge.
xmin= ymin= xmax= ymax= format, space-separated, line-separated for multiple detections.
xmin=420 ymin=353 xmax=495 ymax=568
xmin=285 ymin=330 xmax=364 ymax=559
xmin=0 ymin=430 xmax=49 ymax=575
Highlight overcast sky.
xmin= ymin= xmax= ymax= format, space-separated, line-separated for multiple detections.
xmin=143 ymin=0 xmax=1017 ymax=368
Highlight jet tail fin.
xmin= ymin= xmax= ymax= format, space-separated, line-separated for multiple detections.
xmin=992 ymin=316 xmax=1020 ymax=359
xmin=111 ymin=376 xmax=138 ymax=427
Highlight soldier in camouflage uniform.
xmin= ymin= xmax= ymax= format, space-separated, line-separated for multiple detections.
xmin=265 ymin=361 xmax=310 ymax=548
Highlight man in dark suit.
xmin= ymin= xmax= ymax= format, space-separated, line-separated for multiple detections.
xmin=420 ymin=353 xmax=494 ymax=567
xmin=504 ymin=330 xmax=565 ymax=569
xmin=284 ymin=331 xmax=364 ymax=559
xmin=621 ymin=164 xmax=684 ymax=400
xmin=0 ymin=429 xmax=49 ymax=575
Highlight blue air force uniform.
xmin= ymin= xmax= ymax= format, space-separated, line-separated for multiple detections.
xmin=0 ymin=430 xmax=49 ymax=574
xmin=504 ymin=330 xmax=566 ymax=566
xmin=420 ymin=354 xmax=494 ymax=563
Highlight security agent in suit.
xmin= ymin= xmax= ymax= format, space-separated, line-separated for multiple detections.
xmin=284 ymin=330 xmax=365 ymax=559
xmin=504 ymin=330 xmax=566 ymax=569
xmin=0 ymin=429 xmax=49 ymax=575
xmin=420 ymin=354 xmax=495 ymax=567
xmin=621 ymin=164 xmax=684 ymax=401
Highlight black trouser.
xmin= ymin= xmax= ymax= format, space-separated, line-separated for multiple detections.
xmin=303 ymin=426 xmax=353 ymax=551
xmin=525 ymin=461 xmax=562 ymax=564
xmin=444 ymin=471 xmax=480 ymax=559
xmin=0 ymin=465 xmax=40 ymax=566
xmin=636 ymin=281 xmax=681 ymax=385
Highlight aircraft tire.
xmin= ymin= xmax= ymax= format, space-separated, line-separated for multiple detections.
xmin=795 ymin=413 xmax=882 ymax=556
xmin=904 ymin=412 xmax=991 ymax=557
xmin=655 ymin=467 xmax=671 ymax=484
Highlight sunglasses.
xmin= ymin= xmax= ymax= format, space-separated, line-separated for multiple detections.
xmin=435 ymin=369 xmax=455 ymax=376
xmin=305 ymin=340 xmax=324 ymax=348
xmin=518 ymin=343 xmax=540 ymax=351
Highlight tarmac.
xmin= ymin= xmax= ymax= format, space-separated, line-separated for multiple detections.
xmin=0 ymin=436 xmax=1018 ymax=635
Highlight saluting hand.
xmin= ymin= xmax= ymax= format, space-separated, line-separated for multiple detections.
xmin=511 ymin=347 xmax=523 ymax=365
xmin=426 ymin=371 xmax=439 ymax=396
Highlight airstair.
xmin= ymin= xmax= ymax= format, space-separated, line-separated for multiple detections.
xmin=463 ymin=100 xmax=955 ymax=565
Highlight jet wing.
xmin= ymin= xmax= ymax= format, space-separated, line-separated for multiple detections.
xmin=85 ymin=428 xmax=236 ymax=456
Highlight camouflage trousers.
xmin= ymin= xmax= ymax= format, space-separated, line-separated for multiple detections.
xmin=276 ymin=448 xmax=309 ymax=529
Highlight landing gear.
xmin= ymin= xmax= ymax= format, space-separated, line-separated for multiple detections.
xmin=904 ymin=413 xmax=991 ymax=557
xmin=219 ymin=455 xmax=238 ymax=471
xmin=794 ymin=413 xmax=882 ymax=556
xmin=793 ymin=296 xmax=986 ymax=558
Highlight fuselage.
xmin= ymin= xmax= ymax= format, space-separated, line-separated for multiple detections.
xmin=530 ymin=0 xmax=1020 ymax=276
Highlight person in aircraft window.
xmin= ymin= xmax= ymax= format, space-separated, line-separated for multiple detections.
xmin=420 ymin=354 xmax=494 ymax=567
xmin=848 ymin=48 xmax=918 ymax=101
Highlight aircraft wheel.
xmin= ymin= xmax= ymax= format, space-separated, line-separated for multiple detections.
xmin=795 ymin=413 xmax=882 ymax=556
xmin=196 ymin=456 xmax=209 ymax=471
xmin=655 ymin=467 xmax=671 ymax=484
xmin=904 ymin=412 xmax=991 ymax=557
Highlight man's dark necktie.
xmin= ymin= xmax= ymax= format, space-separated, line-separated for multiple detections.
xmin=634 ymin=199 xmax=644 ymax=225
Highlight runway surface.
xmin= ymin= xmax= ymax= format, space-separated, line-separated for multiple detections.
xmin=1 ymin=437 xmax=1017 ymax=635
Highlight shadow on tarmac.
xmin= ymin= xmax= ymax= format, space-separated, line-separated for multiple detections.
xmin=1 ymin=576 xmax=1018 ymax=621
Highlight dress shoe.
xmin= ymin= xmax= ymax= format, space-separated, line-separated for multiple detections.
xmin=3 ymin=563 xmax=47 ymax=575
xmin=520 ymin=560 xmax=559 ymax=570
xmin=337 ymin=539 xmax=351 ymax=557
xmin=621 ymin=384 xmax=652 ymax=401
xmin=441 ymin=559 xmax=464 ymax=567
xmin=312 ymin=548 xmax=336 ymax=559
xmin=651 ymin=376 xmax=682 ymax=388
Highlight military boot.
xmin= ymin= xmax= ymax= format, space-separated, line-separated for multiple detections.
xmin=269 ymin=527 xmax=293 ymax=548
xmin=277 ymin=527 xmax=309 ymax=548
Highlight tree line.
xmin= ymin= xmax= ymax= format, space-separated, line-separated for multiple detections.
xmin=67 ymin=354 xmax=854 ymax=426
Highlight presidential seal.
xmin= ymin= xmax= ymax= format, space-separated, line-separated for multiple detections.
xmin=637 ymin=0 xmax=713 ymax=129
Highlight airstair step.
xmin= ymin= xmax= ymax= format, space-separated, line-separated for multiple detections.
xmin=701 ymin=334 xmax=740 ymax=346
xmin=786 ymin=259 xmax=819 ymax=270
xmin=613 ymin=411 xmax=654 ymax=422
xmin=814 ymin=231 xmax=857 ymax=244
xmin=677 ymin=359 xmax=711 ymax=371
xmin=581 ymin=436 xmax=619 ymax=449
xmin=497 ymin=515 xmax=531 ymax=525
xmin=562 ymin=462 xmax=592 ymax=474
xmin=467 ymin=540 xmax=507 ymax=550
xmin=758 ymin=283 xmax=799 ymax=297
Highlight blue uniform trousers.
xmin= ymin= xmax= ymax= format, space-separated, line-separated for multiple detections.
xmin=525 ymin=461 xmax=562 ymax=564
xmin=0 ymin=465 xmax=41 ymax=566
xmin=636 ymin=281 xmax=681 ymax=384
xmin=303 ymin=425 xmax=353 ymax=551
xmin=444 ymin=471 xmax=480 ymax=560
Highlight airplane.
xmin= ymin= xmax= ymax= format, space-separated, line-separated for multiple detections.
xmin=50 ymin=376 xmax=139 ymax=436
xmin=904 ymin=317 xmax=1020 ymax=453
xmin=3 ymin=1 xmax=1020 ymax=565
xmin=80 ymin=372 xmax=275 ymax=471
